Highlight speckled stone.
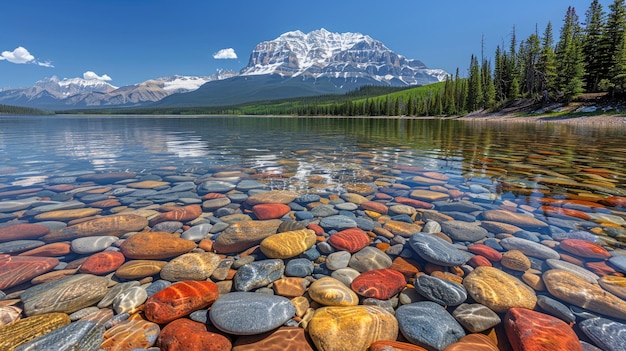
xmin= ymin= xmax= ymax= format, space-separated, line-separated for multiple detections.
xmin=463 ymin=266 xmax=537 ymax=313
xmin=409 ymin=233 xmax=469 ymax=267
xmin=543 ymin=269 xmax=626 ymax=320
xmin=414 ymin=274 xmax=467 ymax=306
xmin=396 ymin=301 xmax=465 ymax=351
xmin=308 ymin=305 xmax=398 ymax=351
xmin=21 ymin=274 xmax=109 ymax=316
xmin=579 ymin=317 xmax=626 ymax=351
xmin=120 ymin=232 xmax=195 ymax=259
xmin=101 ymin=318 xmax=160 ymax=351
xmin=351 ymin=268 xmax=406 ymax=300
xmin=260 ymin=229 xmax=316 ymax=259
xmin=144 ymin=280 xmax=219 ymax=324
xmin=0 ymin=313 xmax=71 ymax=351
xmin=41 ymin=214 xmax=148 ymax=242
xmin=0 ymin=255 xmax=59 ymax=290
xmin=233 ymin=259 xmax=284 ymax=292
xmin=308 ymin=277 xmax=359 ymax=306
xmin=504 ymin=308 xmax=583 ymax=351
xmin=13 ymin=320 xmax=104 ymax=351
xmin=157 ymin=318 xmax=232 ymax=351
xmin=232 ymin=326 xmax=314 ymax=351
xmin=115 ymin=259 xmax=167 ymax=280
xmin=209 ymin=292 xmax=295 ymax=335
xmin=348 ymin=246 xmax=392 ymax=272
xmin=212 ymin=219 xmax=282 ymax=253
xmin=500 ymin=236 xmax=560 ymax=260
xmin=501 ymin=250 xmax=531 ymax=271
xmin=160 ymin=252 xmax=221 ymax=281
xmin=452 ymin=303 xmax=501 ymax=333
xmin=327 ymin=228 xmax=370 ymax=253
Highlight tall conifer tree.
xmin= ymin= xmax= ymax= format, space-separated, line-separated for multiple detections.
xmin=556 ymin=6 xmax=586 ymax=100
xmin=582 ymin=0 xmax=607 ymax=91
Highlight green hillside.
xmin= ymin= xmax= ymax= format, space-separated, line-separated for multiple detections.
xmin=0 ymin=104 xmax=52 ymax=115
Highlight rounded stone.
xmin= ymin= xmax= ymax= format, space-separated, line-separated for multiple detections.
xmin=70 ymin=235 xmax=117 ymax=254
xmin=546 ymin=258 xmax=599 ymax=284
xmin=441 ymin=334 xmax=500 ymax=351
xmin=112 ymin=286 xmax=148 ymax=314
xmin=233 ymin=259 xmax=284 ymax=292
xmin=308 ymin=277 xmax=359 ymax=306
xmin=504 ymin=307 xmax=583 ymax=351
xmin=579 ymin=317 xmax=626 ymax=351
xmin=481 ymin=210 xmax=549 ymax=230
xmin=160 ymin=252 xmax=221 ymax=281
xmin=144 ymin=280 xmax=219 ymax=324
xmin=501 ymin=249 xmax=531 ymax=271
xmin=319 ymin=215 xmax=358 ymax=230
xmin=246 ymin=190 xmax=298 ymax=205
xmin=34 ymin=208 xmax=102 ymax=222
xmin=41 ymin=214 xmax=148 ymax=242
xmin=440 ymin=221 xmax=488 ymax=242
xmin=157 ymin=318 xmax=232 ymax=351
xmin=348 ymin=246 xmax=392 ymax=272
xmin=396 ymin=301 xmax=465 ymax=351
xmin=79 ymin=251 xmax=125 ymax=275
xmin=536 ymin=295 xmax=577 ymax=324
xmin=598 ymin=276 xmax=626 ymax=299
xmin=252 ymin=203 xmax=291 ymax=220
xmin=331 ymin=267 xmax=362 ymax=287
xmin=260 ymin=229 xmax=316 ymax=259
xmin=120 ymin=232 xmax=195 ymax=259
xmin=285 ymin=258 xmax=314 ymax=277
xmin=0 ymin=240 xmax=45 ymax=254
xmin=558 ymin=239 xmax=611 ymax=259
xmin=327 ymin=228 xmax=370 ymax=253
xmin=149 ymin=204 xmax=202 ymax=226
xmin=0 ymin=255 xmax=59 ymax=290
xmin=308 ymin=305 xmax=398 ymax=351
xmin=500 ymin=236 xmax=560 ymax=260
xmin=101 ymin=318 xmax=160 ymax=350
xmin=232 ymin=326 xmax=314 ymax=351
xmin=326 ymin=251 xmax=352 ymax=270
xmin=463 ymin=266 xmax=537 ymax=313
xmin=351 ymin=268 xmax=406 ymax=300
xmin=409 ymin=233 xmax=469 ymax=267
xmin=115 ymin=260 xmax=167 ymax=280
xmin=209 ymin=292 xmax=295 ymax=335
xmin=0 ymin=223 xmax=50 ymax=242
xmin=212 ymin=219 xmax=282 ymax=254
xmin=414 ymin=274 xmax=468 ymax=306
xmin=452 ymin=303 xmax=501 ymax=333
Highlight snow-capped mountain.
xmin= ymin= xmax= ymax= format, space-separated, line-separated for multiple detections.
xmin=240 ymin=28 xmax=448 ymax=85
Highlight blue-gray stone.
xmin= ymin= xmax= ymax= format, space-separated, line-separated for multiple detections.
xmin=536 ymin=295 xmax=576 ymax=324
xmin=348 ymin=246 xmax=392 ymax=272
xmin=236 ymin=180 xmax=266 ymax=191
xmin=441 ymin=211 xmax=476 ymax=222
xmin=151 ymin=221 xmax=183 ymax=233
xmin=78 ymin=194 xmax=108 ymax=203
xmin=14 ymin=321 xmax=104 ymax=351
xmin=326 ymin=251 xmax=351 ymax=270
xmin=289 ymin=203 xmax=306 ymax=211
xmin=210 ymin=222 xmax=230 ymax=233
xmin=581 ymin=341 xmax=604 ymax=351
xmin=295 ymin=194 xmax=321 ymax=204
xmin=319 ymin=215 xmax=357 ymax=230
xmin=500 ymin=236 xmax=560 ymax=259
xmin=227 ymin=193 xmax=248 ymax=203
xmin=189 ymin=309 xmax=209 ymax=324
xmin=145 ymin=280 xmax=171 ymax=297
xmin=98 ymin=281 xmax=141 ymax=308
xmin=579 ymin=317 xmax=626 ymax=351
xmin=440 ymin=221 xmax=488 ymax=242
xmin=181 ymin=223 xmax=212 ymax=241
xmin=608 ymin=255 xmax=626 ymax=274
xmin=71 ymin=236 xmax=117 ymax=255
xmin=390 ymin=214 xmax=413 ymax=223
xmin=452 ymin=303 xmax=501 ymax=333
xmin=197 ymin=180 xmax=236 ymax=194
xmin=355 ymin=217 xmax=375 ymax=231
xmin=310 ymin=204 xmax=339 ymax=217
xmin=316 ymin=241 xmax=334 ymax=254
xmin=285 ymin=258 xmax=314 ymax=277
xmin=301 ymin=246 xmax=321 ymax=261
xmin=0 ymin=290 xmax=5 ymax=300
xmin=513 ymin=230 xmax=540 ymax=242
xmin=409 ymin=233 xmax=469 ymax=267
xmin=335 ymin=202 xmax=358 ymax=211
xmin=127 ymin=189 xmax=158 ymax=197
xmin=396 ymin=301 xmax=465 ymax=350
xmin=209 ymin=292 xmax=295 ymax=335
xmin=294 ymin=211 xmax=313 ymax=220
xmin=107 ymin=187 xmax=136 ymax=197
xmin=234 ymin=259 xmax=284 ymax=291
xmin=414 ymin=275 xmax=467 ymax=306
xmin=0 ymin=240 xmax=45 ymax=254
xmin=483 ymin=238 xmax=504 ymax=251
xmin=338 ymin=210 xmax=356 ymax=218
xmin=433 ymin=200 xmax=484 ymax=213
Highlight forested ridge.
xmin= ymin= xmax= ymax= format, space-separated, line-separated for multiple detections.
xmin=0 ymin=104 xmax=51 ymax=115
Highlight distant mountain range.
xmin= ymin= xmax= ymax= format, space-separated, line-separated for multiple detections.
xmin=0 ymin=29 xmax=448 ymax=110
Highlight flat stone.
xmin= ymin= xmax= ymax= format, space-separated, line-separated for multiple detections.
xmin=197 ymin=181 xmax=237 ymax=194
xmin=608 ymin=255 xmax=626 ymax=273
xmin=331 ymin=267 xmax=361 ymax=287
xmin=536 ymin=295 xmax=577 ymax=324
xmin=370 ymin=340 xmax=430 ymax=351
xmin=158 ymin=318 xmax=232 ymax=351
xmin=33 ymin=208 xmax=101 ymax=221
xmin=463 ymin=266 xmax=537 ymax=313
xmin=160 ymin=252 xmax=221 ymax=281
xmin=410 ymin=189 xmax=450 ymax=202
xmin=252 ymin=203 xmax=291 ymax=220
xmin=13 ymin=320 xmax=104 ymax=351
xmin=396 ymin=301 xmax=465 ymax=351
xmin=500 ymin=236 xmax=560 ymax=260
xmin=414 ymin=274 xmax=467 ymax=306
xmin=120 ymin=231 xmax=195 ymax=259
xmin=441 ymin=334 xmax=499 ymax=351
xmin=41 ymin=214 xmax=148 ymax=242
xmin=148 ymin=204 xmax=202 ymax=226
xmin=598 ymin=276 xmax=626 ymax=299
xmin=452 ymin=303 xmax=501 ymax=333
xmin=341 ymin=193 xmax=369 ymax=204
xmin=202 ymin=196 xmax=232 ymax=210
xmin=579 ymin=317 xmax=626 ymax=351
xmin=21 ymin=274 xmax=109 ymax=316
xmin=409 ymin=233 xmax=469 ymax=267
xmin=18 ymin=242 xmax=70 ymax=257
xmin=285 ymin=258 xmax=314 ymax=277
xmin=98 ymin=281 xmax=140 ymax=308
xmin=543 ymin=269 xmax=626 ymax=320
xmin=260 ymin=229 xmax=316 ymax=259
xmin=0 ymin=306 xmax=22 ymax=327
xmin=181 ymin=223 xmax=212 ymax=241
xmin=76 ymin=172 xmax=136 ymax=184
xmin=246 ymin=190 xmax=298 ymax=205
xmin=479 ymin=220 xmax=523 ymax=235
xmin=209 ymin=291 xmax=295 ymax=335
xmin=144 ymin=280 xmax=219 ymax=324
xmin=101 ymin=318 xmax=160 ymax=350
xmin=310 ymin=204 xmax=339 ymax=217
xmin=70 ymin=235 xmax=117 ymax=254
xmin=308 ymin=305 xmax=398 ymax=351
xmin=115 ymin=260 xmax=167 ymax=280
xmin=309 ymin=277 xmax=359 ymax=306
xmin=383 ymin=220 xmax=422 ymax=237
xmin=0 ymin=240 xmax=45 ymax=254
xmin=326 ymin=251 xmax=351 ymax=270
xmin=481 ymin=210 xmax=549 ymax=230
xmin=0 ymin=313 xmax=71 ymax=351
xmin=127 ymin=180 xmax=169 ymax=189
xmin=0 ymin=255 xmax=59 ymax=290
xmin=546 ymin=258 xmax=599 ymax=284
xmin=319 ymin=215 xmax=357 ymax=230
xmin=351 ymin=268 xmax=406 ymax=300
xmin=233 ymin=259 xmax=284 ymax=291
xmin=0 ymin=223 xmax=49 ymax=242
xmin=232 ymin=326 xmax=314 ymax=351
xmin=504 ymin=308 xmax=582 ymax=351
xmin=327 ymin=228 xmax=370 ymax=253
xmin=348 ymin=246 xmax=392 ymax=272
xmin=79 ymin=251 xmax=125 ymax=275
xmin=212 ymin=219 xmax=281 ymax=253
xmin=440 ymin=221 xmax=488 ymax=242
xmin=559 ymin=239 xmax=611 ymax=259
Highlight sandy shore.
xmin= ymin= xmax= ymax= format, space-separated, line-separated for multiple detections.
xmin=456 ymin=113 xmax=626 ymax=126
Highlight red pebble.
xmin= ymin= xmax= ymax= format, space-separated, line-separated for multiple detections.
xmin=504 ymin=308 xmax=582 ymax=351
xmin=158 ymin=318 xmax=231 ymax=351
xmin=0 ymin=255 xmax=59 ymax=290
xmin=393 ymin=196 xmax=434 ymax=209
xmin=468 ymin=244 xmax=503 ymax=262
xmin=0 ymin=223 xmax=50 ymax=242
xmin=327 ymin=228 xmax=370 ymax=253
xmin=350 ymin=268 xmax=406 ymax=300
xmin=468 ymin=255 xmax=493 ymax=268
xmin=359 ymin=201 xmax=389 ymax=214
xmin=79 ymin=251 xmax=126 ymax=275
xmin=252 ymin=203 xmax=291 ymax=220
xmin=148 ymin=204 xmax=202 ymax=226
xmin=559 ymin=239 xmax=611 ymax=260
xmin=307 ymin=224 xmax=324 ymax=236
xmin=144 ymin=280 xmax=219 ymax=324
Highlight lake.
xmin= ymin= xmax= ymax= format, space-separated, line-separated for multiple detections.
xmin=0 ymin=115 xmax=625 ymax=350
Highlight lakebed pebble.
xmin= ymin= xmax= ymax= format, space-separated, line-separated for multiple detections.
xmin=0 ymin=164 xmax=624 ymax=351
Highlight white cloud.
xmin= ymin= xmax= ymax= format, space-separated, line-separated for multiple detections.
xmin=83 ymin=71 xmax=112 ymax=81
xmin=213 ymin=48 xmax=237 ymax=59
xmin=0 ymin=46 xmax=54 ymax=68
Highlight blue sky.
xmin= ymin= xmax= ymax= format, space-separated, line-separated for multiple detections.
xmin=0 ymin=0 xmax=611 ymax=89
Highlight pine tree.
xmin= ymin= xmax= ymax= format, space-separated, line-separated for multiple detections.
xmin=582 ymin=0 xmax=607 ymax=91
xmin=493 ymin=46 xmax=506 ymax=102
xmin=466 ymin=54 xmax=483 ymax=111
xmin=555 ymin=6 xmax=586 ymax=100
xmin=604 ymin=0 xmax=626 ymax=91
xmin=538 ymin=22 xmax=558 ymax=98
xmin=520 ymin=32 xmax=541 ymax=97
xmin=610 ymin=34 xmax=626 ymax=91
xmin=481 ymin=59 xmax=496 ymax=109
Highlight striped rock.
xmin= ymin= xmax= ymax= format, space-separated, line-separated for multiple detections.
xmin=89 ymin=199 xmax=121 ymax=209
xmin=246 ymin=190 xmax=298 ymax=205
xmin=212 ymin=219 xmax=282 ymax=254
xmin=0 ymin=313 xmax=71 ymax=351
xmin=504 ymin=308 xmax=582 ymax=351
xmin=120 ymin=232 xmax=195 ymax=260
xmin=232 ymin=326 xmax=313 ymax=351
xmin=148 ymin=204 xmax=202 ymax=226
xmin=598 ymin=276 xmax=626 ymax=299
xmin=79 ymin=251 xmax=126 ymax=275
xmin=41 ymin=214 xmax=148 ymax=242
xmin=158 ymin=318 xmax=232 ymax=351
xmin=21 ymin=274 xmax=109 ymax=316
xmin=101 ymin=318 xmax=160 ymax=351
xmin=308 ymin=277 xmax=359 ymax=306
xmin=383 ymin=220 xmax=422 ymax=237
xmin=252 ymin=203 xmax=291 ymax=220
xmin=308 ymin=305 xmax=398 ymax=351
xmin=558 ymin=239 xmax=611 ymax=260
xmin=0 ymin=255 xmax=59 ymax=290
xmin=144 ymin=280 xmax=219 ymax=324
xmin=359 ymin=201 xmax=388 ymax=214
xmin=394 ymin=196 xmax=434 ymax=209
xmin=463 ymin=266 xmax=537 ymax=313
xmin=33 ymin=208 xmax=102 ymax=222
xmin=18 ymin=242 xmax=71 ymax=257
xmin=260 ymin=229 xmax=316 ymax=259
xmin=0 ymin=306 xmax=22 ymax=327
xmin=0 ymin=224 xmax=49 ymax=242
xmin=160 ymin=252 xmax=221 ymax=281
xmin=327 ymin=228 xmax=370 ymax=253
xmin=442 ymin=334 xmax=499 ymax=351
xmin=351 ymin=268 xmax=406 ymax=300
xmin=467 ymin=244 xmax=502 ymax=262
xmin=30 ymin=268 xmax=79 ymax=285
xmin=76 ymin=172 xmax=137 ymax=184
xmin=115 ymin=260 xmax=167 ymax=280
xmin=13 ymin=320 xmax=104 ymax=351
